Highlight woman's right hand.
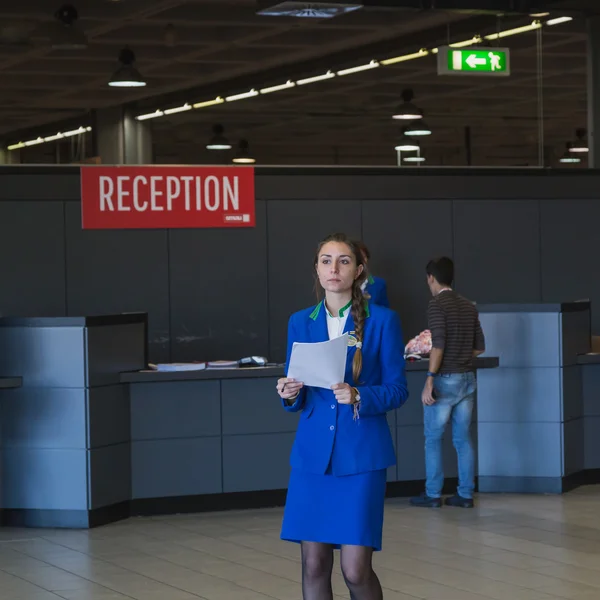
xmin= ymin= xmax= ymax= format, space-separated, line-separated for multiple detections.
xmin=277 ymin=377 xmax=303 ymax=400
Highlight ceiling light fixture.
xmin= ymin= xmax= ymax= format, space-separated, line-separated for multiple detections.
xmin=449 ymin=35 xmax=482 ymax=48
xmin=164 ymin=103 xmax=192 ymax=115
xmin=232 ymin=139 xmax=256 ymax=164
xmin=380 ymin=49 xmax=428 ymax=66
xmin=137 ymin=110 xmax=164 ymax=121
xmin=226 ymin=89 xmax=259 ymax=102
xmin=392 ymin=89 xmax=423 ymax=121
xmin=44 ymin=133 xmax=65 ymax=142
xmin=570 ymin=129 xmax=589 ymax=153
xmin=206 ymin=124 xmax=232 ymax=151
xmin=260 ymin=81 xmax=296 ymax=94
xmin=485 ymin=20 xmax=541 ymax=40
xmin=404 ymin=122 xmax=432 ymax=136
xmin=24 ymin=137 xmax=44 ymax=147
xmin=560 ymin=143 xmax=581 ymax=163
xmin=64 ymin=126 xmax=91 ymax=137
xmin=337 ymin=60 xmax=379 ymax=76
xmin=108 ymin=48 xmax=146 ymax=88
xmin=546 ymin=16 xmax=573 ymax=26
xmin=257 ymin=2 xmax=362 ymax=19
xmin=394 ymin=136 xmax=420 ymax=152
xmin=6 ymin=126 xmax=91 ymax=151
xmin=193 ymin=97 xmax=225 ymax=109
xmin=296 ymin=71 xmax=335 ymax=85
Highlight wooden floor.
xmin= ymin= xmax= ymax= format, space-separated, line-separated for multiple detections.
xmin=1 ymin=486 xmax=600 ymax=599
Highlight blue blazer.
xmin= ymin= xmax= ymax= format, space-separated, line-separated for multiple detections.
xmin=282 ymin=301 xmax=408 ymax=477
xmin=365 ymin=275 xmax=389 ymax=308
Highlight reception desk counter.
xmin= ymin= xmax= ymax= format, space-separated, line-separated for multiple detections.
xmin=1 ymin=305 xmax=597 ymax=529
xmin=0 ymin=314 xmax=500 ymax=528
xmin=121 ymin=357 xmax=499 ymax=519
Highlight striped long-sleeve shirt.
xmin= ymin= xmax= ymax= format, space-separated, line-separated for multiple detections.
xmin=427 ymin=290 xmax=485 ymax=374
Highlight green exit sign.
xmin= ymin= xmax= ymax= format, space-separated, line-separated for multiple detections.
xmin=438 ymin=46 xmax=510 ymax=77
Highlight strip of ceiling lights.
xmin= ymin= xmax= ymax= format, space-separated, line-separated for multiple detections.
xmin=7 ymin=16 xmax=573 ymax=151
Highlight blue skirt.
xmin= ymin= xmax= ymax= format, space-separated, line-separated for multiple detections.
xmin=280 ymin=467 xmax=387 ymax=551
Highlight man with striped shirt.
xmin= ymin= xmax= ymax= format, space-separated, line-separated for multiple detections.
xmin=410 ymin=257 xmax=485 ymax=509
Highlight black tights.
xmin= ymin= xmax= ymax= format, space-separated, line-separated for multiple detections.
xmin=301 ymin=542 xmax=383 ymax=600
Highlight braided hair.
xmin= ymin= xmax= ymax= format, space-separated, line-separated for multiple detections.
xmin=314 ymin=233 xmax=368 ymax=383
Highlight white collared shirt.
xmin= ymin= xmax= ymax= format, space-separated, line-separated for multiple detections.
xmin=325 ymin=300 xmax=351 ymax=340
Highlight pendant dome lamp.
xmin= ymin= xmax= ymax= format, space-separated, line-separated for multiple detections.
xmin=392 ymin=89 xmax=423 ymax=121
xmin=108 ymin=48 xmax=146 ymax=87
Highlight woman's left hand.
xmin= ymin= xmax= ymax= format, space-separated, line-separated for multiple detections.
xmin=332 ymin=383 xmax=357 ymax=405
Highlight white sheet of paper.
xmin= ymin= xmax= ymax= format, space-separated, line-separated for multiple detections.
xmin=287 ymin=333 xmax=349 ymax=389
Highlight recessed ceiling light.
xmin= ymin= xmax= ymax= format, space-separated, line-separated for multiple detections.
xmin=257 ymin=2 xmax=362 ymax=19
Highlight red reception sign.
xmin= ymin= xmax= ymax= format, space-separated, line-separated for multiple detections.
xmin=80 ymin=166 xmax=255 ymax=229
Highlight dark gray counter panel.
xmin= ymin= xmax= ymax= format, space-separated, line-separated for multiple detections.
xmin=267 ymin=199 xmax=362 ymax=362
xmin=65 ymin=203 xmax=170 ymax=364
xmin=564 ymin=419 xmax=585 ymax=476
xmin=0 ymin=326 xmax=86 ymax=388
xmin=362 ymin=200 xmax=453 ymax=341
xmin=583 ymin=364 xmax=600 ymax=416
xmin=477 ymin=303 xmax=589 ymax=494
xmin=561 ymin=310 xmax=592 ymax=365
xmin=89 ymin=444 xmax=131 ymax=509
xmin=131 ymin=438 xmax=222 ymax=499
xmin=397 ymin=371 xmax=429 ymax=426
xmin=585 ymin=418 xmax=600 ymax=470
xmin=88 ymin=385 xmax=130 ymax=449
xmin=562 ymin=366 xmax=584 ymax=423
xmin=454 ymin=200 xmax=542 ymax=304
xmin=582 ymin=364 xmax=600 ymax=469
xmin=130 ymin=380 xmax=221 ymax=440
xmin=0 ymin=388 xmax=87 ymax=449
xmin=86 ymin=324 xmax=146 ymax=387
xmin=223 ymin=433 xmax=294 ymax=493
xmin=476 ymin=367 xmax=584 ymax=424
xmin=396 ymin=426 xmax=425 ymax=481
xmin=2 ymin=448 xmax=88 ymax=510
xmin=0 ymin=321 xmax=146 ymax=389
xmin=222 ymin=378 xmax=298 ymax=435
xmin=479 ymin=312 xmax=562 ymax=368
xmin=479 ymin=311 xmax=590 ymax=369
xmin=169 ymin=200 xmax=269 ymax=363
xmin=479 ymin=421 xmax=564 ymax=478
xmin=478 ymin=302 xmax=591 ymax=313
xmin=0 ymin=201 xmax=66 ymax=317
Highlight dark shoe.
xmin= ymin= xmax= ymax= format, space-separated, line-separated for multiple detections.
xmin=445 ymin=494 xmax=474 ymax=508
xmin=410 ymin=493 xmax=442 ymax=508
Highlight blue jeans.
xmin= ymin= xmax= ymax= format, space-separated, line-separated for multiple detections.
xmin=424 ymin=372 xmax=476 ymax=499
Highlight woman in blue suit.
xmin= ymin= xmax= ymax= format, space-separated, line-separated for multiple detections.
xmin=276 ymin=233 xmax=408 ymax=600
